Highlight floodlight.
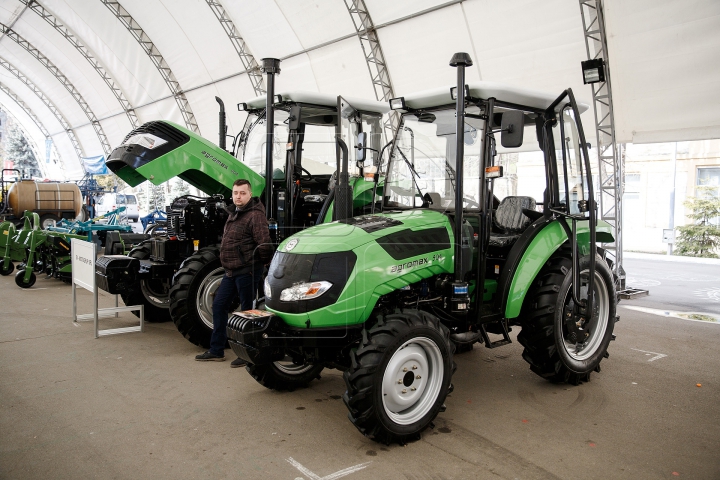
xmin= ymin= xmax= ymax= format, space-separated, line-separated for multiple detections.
xmin=581 ymin=59 xmax=605 ymax=84
xmin=389 ymin=97 xmax=406 ymax=110
xmin=237 ymin=102 xmax=248 ymax=111
xmin=450 ymin=85 xmax=470 ymax=100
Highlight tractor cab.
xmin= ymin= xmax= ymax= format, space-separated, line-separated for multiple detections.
xmin=237 ymin=92 xmax=388 ymax=239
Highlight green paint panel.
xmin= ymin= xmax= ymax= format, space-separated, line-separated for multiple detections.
xmin=122 ymin=122 xmax=266 ymax=196
xmin=504 ymin=219 xmax=614 ymax=319
xmin=268 ymin=210 xmax=455 ymax=328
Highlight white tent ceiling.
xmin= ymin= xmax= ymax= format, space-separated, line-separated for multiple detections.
xmin=0 ymin=0 xmax=716 ymax=179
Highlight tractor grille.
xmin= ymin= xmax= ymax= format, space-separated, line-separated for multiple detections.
xmin=121 ymin=121 xmax=189 ymax=145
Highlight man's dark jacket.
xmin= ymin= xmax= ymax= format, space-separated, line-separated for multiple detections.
xmin=220 ymin=197 xmax=273 ymax=275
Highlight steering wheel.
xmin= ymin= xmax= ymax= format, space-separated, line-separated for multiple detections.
xmin=296 ymin=166 xmax=313 ymax=182
xmin=463 ymin=197 xmax=480 ymax=208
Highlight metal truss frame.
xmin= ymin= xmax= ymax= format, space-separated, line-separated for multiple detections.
xmin=0 ymin=82 xmax=53 ymax=177
xmin=343 ymin=0 xmax=398 ymax=135
xmin=0 ymin=24 xmax=112 ymax=157
xmin=205 ymin=0 xmax=264 ymax=96
xmin=579 ymin=0 xmax=625 ymax=286
xmin=101 ymin=0 xmax=200 ymax=134
xmin=0 ymin=81 xmax=49 ymax=137
xmin=20 ymin=0 xmax=139 ymax=129
xmin=0 ymin=56 xmax=84 ymax=161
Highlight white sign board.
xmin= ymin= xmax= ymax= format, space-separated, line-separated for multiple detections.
xmin=71 ymin=238 xmax=96 ymax=292
xmin=662 ymin=229 xmax=675 ymax=244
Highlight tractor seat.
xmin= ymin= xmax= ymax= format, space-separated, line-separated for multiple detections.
xmin=488 ymin=196 xmax=537 ymax=248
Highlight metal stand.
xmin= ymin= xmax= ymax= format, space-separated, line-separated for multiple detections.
xmin=71 ymin=238 xmax=143 ymax=338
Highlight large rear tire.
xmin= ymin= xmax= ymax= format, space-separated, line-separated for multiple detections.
xmin=121 ymin=240 xmax=171 ymax=322
xmin=246 ymin=359 xmax=324 ymax=391
xmin=517 ymin=250 xmax=616 ymax=384
xmin=343 ymin=309 xmax=454 ymax=444
xmin=168 ymin=247 xmax=233 ymax=348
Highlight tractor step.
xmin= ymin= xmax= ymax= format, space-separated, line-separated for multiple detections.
xmin=617 ymin=287 xmax=649 ymax=299
xmin=480 ymin=319 xmax=512 ymax=349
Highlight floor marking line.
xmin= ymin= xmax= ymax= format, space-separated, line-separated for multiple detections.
xmin=631 ymin=348 xmax=668 ymax=362
xmin=286 ymin=457 xmax=371 ymax=480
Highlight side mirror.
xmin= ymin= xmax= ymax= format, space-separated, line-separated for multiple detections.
xmin=356 ymin=132 xmax=367 ymax=162
xmin=501 ymin=111 xmax=524 ymax=148
xmin=288 ymin=105 xmax=301 ymax=130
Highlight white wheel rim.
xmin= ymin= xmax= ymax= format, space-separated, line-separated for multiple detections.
xmin=382 ymin=337 xmax=444 ymax=426
xmin=560 ymin=269 xmax=610 ymax=361
xmin=196 ymin=267 xmax=226 ymax=329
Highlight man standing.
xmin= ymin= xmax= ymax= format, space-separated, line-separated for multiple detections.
xmin=196 ymin=179 xmax=273 ymax=366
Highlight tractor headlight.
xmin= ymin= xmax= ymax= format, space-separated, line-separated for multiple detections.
xmin=264 ymin=276 xmax=272 ymax=300
xmin=280 ymin=281 xmax=332 ymax=302
xmin=123 ymin=133 xmax=168 ymax=150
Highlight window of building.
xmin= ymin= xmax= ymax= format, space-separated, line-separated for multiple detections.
xmin=697 ymin=167 xmax=720 ymax=197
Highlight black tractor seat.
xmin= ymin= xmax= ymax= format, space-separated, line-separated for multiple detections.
xmin=489 ymin=196 xmax=537 ymax=249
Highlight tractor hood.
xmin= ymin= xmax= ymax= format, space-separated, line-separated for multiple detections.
xmin=106 ymin=121 xmax=265 ymax=197
xmin=266 ymin=209 xmax=453 ymax=316
xmin=276 ymin=209 xmax=451 ymax=255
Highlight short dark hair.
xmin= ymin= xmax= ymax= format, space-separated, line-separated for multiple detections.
xmin=233 ymin=179 xmax=251 ymax=190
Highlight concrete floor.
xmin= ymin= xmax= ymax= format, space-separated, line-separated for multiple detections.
xmin=1 ymin=257 xmax=719 ymax=480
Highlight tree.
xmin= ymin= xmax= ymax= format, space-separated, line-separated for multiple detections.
xmin=674 ymin=186 xmax=720 ymax=258
xmin=169 ymin=178 xmax=191 ymax=202
xmin=6 ymin=126 xmax=41 ymax=178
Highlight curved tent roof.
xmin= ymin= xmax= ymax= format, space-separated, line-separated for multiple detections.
xmin=0 ymin=0 xmax=716 ymax=179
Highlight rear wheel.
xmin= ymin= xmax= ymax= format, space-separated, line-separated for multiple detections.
xmin=120 ymin=241 xmax=171 ymax=322
xmin=39 ymin=214 xmax=60 ymax=230
xmin=518 ymin=250 xmax=616 ymax=384
xmin=169 ymin=247 xmax=235 ymax=348
xmin=343 ymin=309 xmax=454 ymax=444
xmin=0 ymin=261 xmax=14 ymax=276
xmin=15 ymin=269 xmax=36 ymax=288
xmin=247 ymin=358 xmax=324 ymax=391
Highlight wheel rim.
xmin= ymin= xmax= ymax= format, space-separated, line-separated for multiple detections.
xmin=140 ymin=278 xmax=170 ymax=309
xmin=195 ymin=267 xmax=225 ymax=329
xmin=381 ymin=337 xmax=444 ymax=426
xmin=41 ymin=218 xmax=56 ymax=229
xmin=274 ymin=356 xmax=316 ymax=375
xmin=559 ymin=270 xmax=610 ymax=361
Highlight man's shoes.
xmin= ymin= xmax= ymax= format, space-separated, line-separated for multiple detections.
xmin=230 ymin=357 xmax=247 ymax=368
xmin=195 ymin=351 xmax=225 ymax=361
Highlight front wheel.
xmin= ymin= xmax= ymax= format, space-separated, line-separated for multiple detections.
xmin=120 ymin=241 xmax=171 ymax=322
xmin=0 ymin=261 xmax=14 ymax=276
xmin=246 ymin=358 xmax=324 ymax=391
xmin=518 ymin=251 xmax=617 ymax=384
xmin=168 ymin=247 xmax=234 ymax=348
xmin=15 ymin=269 xmax=36 ymax=288
xmin=343 ymin=309 xmax=454 ymax=444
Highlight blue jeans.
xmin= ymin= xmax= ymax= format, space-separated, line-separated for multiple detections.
xmin=209 ymin=272 xmax=261 ymax=356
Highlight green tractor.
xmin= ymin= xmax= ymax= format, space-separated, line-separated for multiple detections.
xmin=96 ymin=58 xmax=390 ymax=347
xmin=227 ymin=53 xmax=618 ymax=444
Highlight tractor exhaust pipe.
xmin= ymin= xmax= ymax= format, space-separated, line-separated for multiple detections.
xmin=215 ymin=96 xmax=227 ymax=151
xmin=262 ymin=58 xmax=281 ymax=224
xmin=450 ymin=52 xmax=472 ymax=283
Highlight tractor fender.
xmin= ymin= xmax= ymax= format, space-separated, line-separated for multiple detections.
xmin=501 ymin=218 xmax=614 ymax=319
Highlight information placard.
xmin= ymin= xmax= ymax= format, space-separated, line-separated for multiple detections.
xmin=71 ymin=238 xmax=96 ymax=292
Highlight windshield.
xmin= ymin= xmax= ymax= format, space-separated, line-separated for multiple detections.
xmin=240 ymin=105 xmax=384 ymax=179
xmin=385 ymin=106 xmax=484 ymax=210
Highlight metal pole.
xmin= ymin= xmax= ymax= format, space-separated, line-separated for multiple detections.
xmin=449 ymin=52 xmax=472 ymax=282
xmin=668 ymin=142 xmax=677 ymax=255
xmin=261 ymin=58 xmax=281 ymax=221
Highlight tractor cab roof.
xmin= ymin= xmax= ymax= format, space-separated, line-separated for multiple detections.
xmin=244 ymin=91 xmax=390 ymax=115
xmin=393 ymin=81 xmax=589 ymax=114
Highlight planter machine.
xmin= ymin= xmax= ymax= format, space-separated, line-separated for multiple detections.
xmin=226 ymin=53 xmax=619 ymax=444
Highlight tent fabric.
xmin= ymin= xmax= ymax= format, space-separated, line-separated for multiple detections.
xmin=0 ymin=0 xmax=716 ymax=179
